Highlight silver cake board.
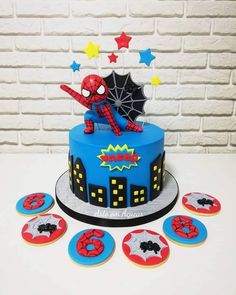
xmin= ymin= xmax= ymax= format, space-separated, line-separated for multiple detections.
xmin=55 ymin=171 xmax=179 ymax=227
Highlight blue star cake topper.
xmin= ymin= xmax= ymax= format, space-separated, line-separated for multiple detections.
xmin=139 ymin=48 xmax=156 ymax=66
xmin=70 ymin=60 xmax=81 ymax=72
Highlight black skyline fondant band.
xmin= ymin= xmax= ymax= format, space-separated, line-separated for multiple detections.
xmin=69 ymin=151 xmax=165 ymax=208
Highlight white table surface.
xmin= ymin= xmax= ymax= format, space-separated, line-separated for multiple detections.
xmin=0 ymin=154 xmax=235 ymax=295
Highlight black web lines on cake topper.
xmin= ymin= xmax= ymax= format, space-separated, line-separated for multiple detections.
xmin=104 ymin=71 xmax=148 ymax=123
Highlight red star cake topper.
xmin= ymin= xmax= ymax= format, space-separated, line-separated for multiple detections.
xmin=115 ymin=32 xmax=132 ymax=50
xmin=108 ymin=52 xmax=118 ymax=63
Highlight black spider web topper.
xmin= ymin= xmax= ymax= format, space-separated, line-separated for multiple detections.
xmin=103 ymin=71 xmax=148 ymax=122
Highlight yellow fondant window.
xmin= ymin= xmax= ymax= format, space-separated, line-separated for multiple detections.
xmin=98 ymin=189 xmax=103 ymax=194
xmin=73 ymin=170 xmax=77 ymax=175
xmin=134 ymin=191 xmax=139 ymax=196
xmin=91 ymin=192 xmax=96 ymax=197
xmin=153 ymin=184 xmax=157 ymax=189
xmin=153 ymin=165 xmax=157 ymax=171
xmin=79 ymin=173 xmax=83 ymax=179
xmin=113 ymin=201 xmax=118 ymax=206
xmin=98 ymin=197 xmax=103 ymax=202
xmin=113 ymin=190 xmax=118 ymax=195
xmin=118 ymin=196 xmax=123 ymax=201
xmin=76 ymin=179 xmax=80 ymax=183
xmin=111 ymin=179 xmax=116 ymax=184
xmin=134 ymin=198 xmax=139 ymax=203
xmin=118 ymin=185 xmax=123 ymax=189
xmin=154 ymin=176 xmax=157 ymax=181
xmin=80 ymin=186 xmax=83 ymax=191
xmin=140 ymin=189 xmax=144 ymax=195
xmin=140 ymin=197 xmax=145 ymax=202
xmin=76 ymin=164 xmax=80 ymax=169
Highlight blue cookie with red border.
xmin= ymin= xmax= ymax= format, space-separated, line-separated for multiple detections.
xmin=68 ymin=229 xmax=115 ymax=266
xmin=16 ymin=192 xmax=54 ymax=216
xmin=163 ymin=215 xmax=207 ymax=247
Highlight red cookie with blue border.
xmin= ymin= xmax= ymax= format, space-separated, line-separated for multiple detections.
xmin=182 ymin=192 xmax=221 ymax=216
xmin=163 ymin=215 xmax=207 ymax=247
xmin=21 ymin=213 xmax=67 ymax=246
xmin=68 ymin=229 xmax=115 ymax=267
xmin=16 ymin=192 xmax=54 ymax=216
xmin=122 ymin=229 xmax=170 ymax=267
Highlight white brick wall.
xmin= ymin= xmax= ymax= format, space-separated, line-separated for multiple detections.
xmin=0 ymin=0 xmax=235 ymax=153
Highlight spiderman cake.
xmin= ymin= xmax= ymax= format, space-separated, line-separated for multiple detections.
xmin=55 ymin=34 xmax=178 ymax=226
xmin=61 ymin=72 xmax=165 ymax=207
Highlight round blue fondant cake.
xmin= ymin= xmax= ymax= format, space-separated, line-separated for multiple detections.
xmin=68 ymin=123 xmax=165 ymax=208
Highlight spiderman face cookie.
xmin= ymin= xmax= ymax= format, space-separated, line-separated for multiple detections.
xmin=163 ymin=215 xmax=207 ymax=247
xmin=182 ymin=192 xmax=221 ymax=216
xmin=21 ymin=214 xmax=67 ymax=245
xmin=122 ymin=229 xmax=170 ymax=267
xmin=16 ymin=192 xmax=54 ymax=216
xmin=68 ymin=229 xmax=115 ymax=266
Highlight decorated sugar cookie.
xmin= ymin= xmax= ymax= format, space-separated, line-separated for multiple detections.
xmin=16 ymin=192 xmax=54 ymax=216
xmin=122 ymin=229 xmax=169 ymax=267
xmin=182 ymin=192 xmax=221 ymax=216
xmin=21 ymin=214 xmax=67 ymax=245
xmin=68 ymin=229 xmax=115 ymax=266
xmin=163 ymin=215 xmax=207 ymax=247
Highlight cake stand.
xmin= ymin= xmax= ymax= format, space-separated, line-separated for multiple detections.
xmin=55 ymin=170 xmax=178 ymax=227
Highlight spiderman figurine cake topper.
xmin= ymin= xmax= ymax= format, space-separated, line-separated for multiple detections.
xmin=60 ymin=74 xmax=143 ymax=136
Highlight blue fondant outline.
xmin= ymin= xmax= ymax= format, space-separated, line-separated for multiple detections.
xmin=68 ymin=229 xmax=115 ymax=265
xmin=163 ymin=215 xmax=207 ymax=245
xmin=16 ymin=193 xmax=54 ymax=215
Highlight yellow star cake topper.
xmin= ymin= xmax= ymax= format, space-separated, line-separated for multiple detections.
xmin=151 ymin=76 xmax=161 ymax=86
xmin=83 ymin=41 xmax=100 ymax=59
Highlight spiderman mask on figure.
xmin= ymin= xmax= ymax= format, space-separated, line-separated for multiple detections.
xmin=60 ymin=74 xmax=142 ymax=136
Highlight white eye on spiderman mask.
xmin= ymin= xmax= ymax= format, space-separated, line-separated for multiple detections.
xmin=82 ymin=89 xmax=91 ymax=98
xmin=96 ymin=85 xmax=105 ymax=95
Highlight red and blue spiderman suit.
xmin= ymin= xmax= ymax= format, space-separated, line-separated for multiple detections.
xmin=60 ymin=74 xmax=142 ymax=136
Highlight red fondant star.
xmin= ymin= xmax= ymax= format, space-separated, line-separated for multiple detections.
xmin=108 ymin=52 xmax=118 ymax=63
xmin=114 ymin=32 xmax=132 ymax=50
